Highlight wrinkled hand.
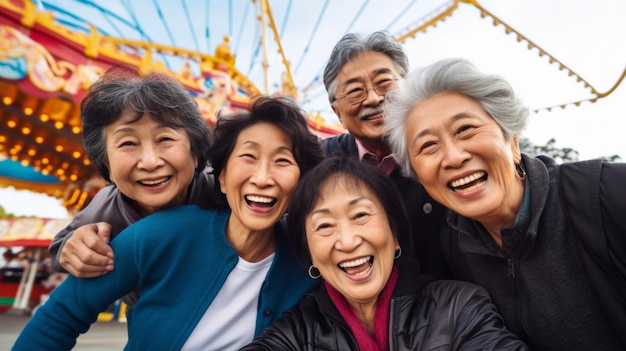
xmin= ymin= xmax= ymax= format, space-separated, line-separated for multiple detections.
xmin=59 ymin=222 xmax=114 ymax=278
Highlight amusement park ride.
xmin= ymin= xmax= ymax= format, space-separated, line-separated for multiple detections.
xmin=0 ymin=0 xmax=344 ymax=209
xmin=0 ymin=0 xmax=624 ymax=314
xmin=1 ymin=0 xmax=625 ymax=211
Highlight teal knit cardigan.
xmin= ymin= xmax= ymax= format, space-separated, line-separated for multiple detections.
xmin=13 ymin=205 xmax=317 ymax=350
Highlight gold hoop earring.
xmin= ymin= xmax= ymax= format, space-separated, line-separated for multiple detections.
xmin=515 ymin=163 xmax=526 ymax=181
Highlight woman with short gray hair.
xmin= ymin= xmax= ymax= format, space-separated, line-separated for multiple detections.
xmin=383 ymin=57 xmax=626 ymax=350
xmin=384 ymin=57 xmax=527 ymax=179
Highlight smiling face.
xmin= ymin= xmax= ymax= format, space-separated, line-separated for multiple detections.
xmin=218 ymin=122 xmax=300 ymax=234
xmin=331 ymin=51 xmax=401 ymax=152
xmin=105 ymin=112 xmax=197 ymax=216
xmin=306 ymin=176 xmax=398 ymax=311
xmin=405 ymin=92 xmax=523 ymax=226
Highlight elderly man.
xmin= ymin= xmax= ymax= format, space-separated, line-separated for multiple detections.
xmin=321 ymin=31 xmax=450 ymax=278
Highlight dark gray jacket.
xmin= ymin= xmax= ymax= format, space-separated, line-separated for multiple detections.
xmin=441 ymin=154 xmax=625 ymax=350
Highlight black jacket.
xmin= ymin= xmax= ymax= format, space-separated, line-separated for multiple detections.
xmin=241 ymin=258 xmax=528 ymax=351
xmin=322 ymin=134 xmax=450 ymax=279
xmin=441 ymin=154 xmax=626 ymax=350
xmin=556 ymin=157 xmax=626 ymax=348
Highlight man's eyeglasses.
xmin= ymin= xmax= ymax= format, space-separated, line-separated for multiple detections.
xmin=335 ymin=79 xmax=399 ymax=105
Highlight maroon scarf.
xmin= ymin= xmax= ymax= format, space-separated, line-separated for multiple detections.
xmin=325 ymin=265 xmax=399 ymax=351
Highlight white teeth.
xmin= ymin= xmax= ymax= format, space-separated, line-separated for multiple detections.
xmin=450 ymin=171 xmax=486 ymax=188
xmin=339 ymin=256 xmax=371 ymax=268
xmin=140 ymin=177 xmax=168 ymax=185
xmin=246 ymin=195 xmax=274 ymax=203
xmin=358 ymin=109 xmax=383 ymax=121
xmin=455 ymin=182 xmax=482 ymax=194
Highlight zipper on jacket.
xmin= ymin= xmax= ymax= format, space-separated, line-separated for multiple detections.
xmin=508 ymin=257 xmax=530 ymax=342
xmin=388 ymin=298 xmax=395 ymax=351
xmin=506 ymin=257 xmax=518 ymax=299
xmin=507 ymin=258 xmax=515 ymax=279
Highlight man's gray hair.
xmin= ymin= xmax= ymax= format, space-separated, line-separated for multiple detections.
xmin=323 ymin=31 xmax=408 ymax=103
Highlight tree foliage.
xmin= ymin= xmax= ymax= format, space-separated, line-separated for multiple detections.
xmin=519 ymin=137 xmax=621 ymax=163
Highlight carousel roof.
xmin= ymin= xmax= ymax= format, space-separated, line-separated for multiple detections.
xmin=0 ymin=0 xmax=346 ymax=207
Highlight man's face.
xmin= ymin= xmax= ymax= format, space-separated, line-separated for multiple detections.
xmin=331 ymin=51 xmax=401 ymax=144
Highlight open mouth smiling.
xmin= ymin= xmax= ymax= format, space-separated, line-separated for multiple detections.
xmin=359 ymin=111 xmax=383 ymax=121
xmin=338 ymin=256 xmax=373 ymax=276
xmin=448 ymin=171 xmax=487 ymax=194
xmin=245 ymin=195 xmax=277 ymax=208
xmin=360 ymin=114 xmax=380 ymax=121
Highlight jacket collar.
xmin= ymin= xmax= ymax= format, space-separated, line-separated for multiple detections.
xmin=313 ymin=257 xmax=434 ymax=328
xmin=447 ymin=154 xmax=551 ymax=258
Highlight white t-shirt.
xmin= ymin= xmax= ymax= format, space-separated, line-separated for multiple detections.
xmin=181 ymin=253 xmax=274 ymax=350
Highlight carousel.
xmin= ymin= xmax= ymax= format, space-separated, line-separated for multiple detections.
xmin=0 ymin=0 xmax=344 ymax=210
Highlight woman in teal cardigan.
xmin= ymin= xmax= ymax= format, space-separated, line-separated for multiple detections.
xmin=13 ymin=96 xmax=324 ymax=350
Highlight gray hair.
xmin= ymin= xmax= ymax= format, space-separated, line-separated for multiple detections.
xmin=323 ymin=31 xmax=409 ymax=103
xmin=384 ymin=57 xmax=529 ymax=179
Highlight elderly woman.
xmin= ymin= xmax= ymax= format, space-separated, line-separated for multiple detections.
xmin=13 ymin=96 xmax=324 ymax=350
xmin=49 ymin=65 xmax=216 ymax=284
xmin=242 ymin=156 xmax=527 ymax=350
xmin=384 ymin=57 xmax=626 ymax=350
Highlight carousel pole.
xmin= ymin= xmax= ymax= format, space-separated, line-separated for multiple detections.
xmin=258 ymin=0 xmax=271 ymax=94
xmin=7 ymin=248 xmax=42 ymax=315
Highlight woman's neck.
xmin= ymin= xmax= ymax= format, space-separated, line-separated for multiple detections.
xmin=225 ymin=218 xmax=276 ymax=263
xmin=481 ymin=179 xmax=525 ymax=247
